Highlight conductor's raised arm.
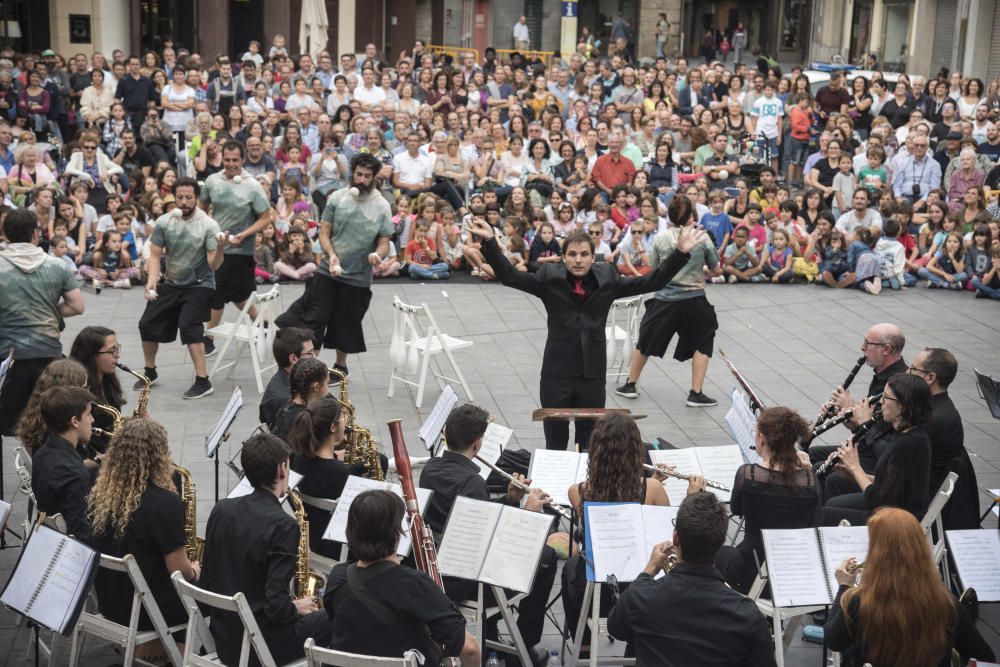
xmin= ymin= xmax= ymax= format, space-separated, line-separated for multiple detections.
xmin=612 ymin=226 xmax=708 ymax=298
xmin=471 ymin=218 xmax=545 ymax=298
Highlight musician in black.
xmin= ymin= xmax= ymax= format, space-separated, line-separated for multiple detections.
xmin=823 ymin=374 xmax=933 ymax=526
xmin=271 ymin=357 xmax=329 ymax=442
xmin=30 ymin=386 xmax=96 ymax=543
xmin=419 ymin=403 xmax=555 ymax=666
xmin=323 ymin=489 xmax=480 ymax=665
xmin=907 ymin=347 xmax=980 ymax=529
xmin=259 ymin=327 xmax=314 ymax=429
xmin=607 ymin=492 xmax=777 ymax=666
xmin=200 ymin=432 xmax=332 ymax=665
xmin=468 ymin=212 xmax=706 ymax=450
xmin=70 ymin=325 xmax=126 ymax=455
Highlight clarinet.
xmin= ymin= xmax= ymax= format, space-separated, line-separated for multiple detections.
xmin=809 ymin=393 xmax=884 ymax=440
xmin=815 ymin=409 xmax=881 ymax=479
xmin=810 ymin=356 xmax=866 ymax=433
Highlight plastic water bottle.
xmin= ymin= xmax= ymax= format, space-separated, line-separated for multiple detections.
xmin=546 ymin=649 xmax=561 ymax=666
xmin=485 ymin=651 xmax=500 ymax=667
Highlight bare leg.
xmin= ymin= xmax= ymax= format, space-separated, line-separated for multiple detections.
xmin=189 ymin=342 xmax=207 ymax=377
xmin=691 ymin=352 xmax=709 ymax=393
xmin=626 ymin=350 xmax=650 ymax=384
xmin=142 ymin=340 xmax=159 ymax=368
xmin=335 ymin=349 xmax=348 ymax=367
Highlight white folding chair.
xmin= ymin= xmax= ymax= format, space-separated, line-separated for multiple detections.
xmin=297 ymin=493 xmax=347 ymax=567
xmin=69 ymin=554 xmax=185 ymax=667
xmin=12 ymin=447 xmax=36 ymax=536
xmin=387 ymin=296 xmax=474 ymax=408
xmin=921 ymin=471 xmax=958 ymax=581
xmin=747 ymin=563 xmax=827 ymax=667
xmin=207 ymin=285 xmax=281 ymax=393
xmin=385 ymin=456 xmax=432 ymax=485
xmin=303 ymin=638 xmax=421 ymax=666
xmin=566 ymin=581 xmax=636 ymax=666
xmin=604 ymin=296 xmax=642 ymax=378
xmin=170 ymin=571 xmax=306 ymax=667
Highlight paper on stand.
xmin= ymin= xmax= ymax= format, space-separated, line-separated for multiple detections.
xmin=227 ymin=471 xmax=303 ymax=500
xmin=528 ymin=450 xmax=588 ymax=507
xmin=323 ymin=475 xmax=432 ymax=556
xmin=418 ymin=385 xmax=459 ymax=450
xmin=947 ymin=530 xmax=1000 ymax=602
xmin=438 ymin=497 xmax=502 ymax=581
xmin=725 ymin=388 xmax=760 ymax=465
xmin=473 ymin=422 xmax=512 ymax=480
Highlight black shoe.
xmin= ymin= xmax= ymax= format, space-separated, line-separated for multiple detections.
xmin=135 ymin=367 xmax=158 ymax=390
xmin=615 ymin=381 xmax=638 ymax=398
xmin=811 ymin=609 xmax=828 ymax=625
xmin=686 ymin=390 xmax=718 ymax=407
xmin=203 ymin=338 xmax=216 ymax=357
xmin=497 ymin=641 xmax=549 ymax=667
xmin=333 ymin=363 xmax=349 ymax=377
xmin=183 ymin=376 xmax=214 ymax=400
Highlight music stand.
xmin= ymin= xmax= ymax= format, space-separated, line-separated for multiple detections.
xmin=718 ymin=349 xmax=766 ymax=414
xmin=0 ymin=349 xmax=14 ymax=500
xmin=418 ymin=384 xmax=458 ymax=456
xmin=530 ymin=408 xmax=646 ymax=421
xmin=974 ymin=368 xmax=1000 ymax=421
xmin=205 ymin=387 xmax=244 ymax=503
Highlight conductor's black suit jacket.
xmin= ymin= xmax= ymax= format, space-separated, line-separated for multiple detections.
xmin=482 ymin=236 xmax=689 ymax=380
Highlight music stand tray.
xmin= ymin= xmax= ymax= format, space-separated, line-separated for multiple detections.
xmin=531 ymin=408 xmax=646 ymax=422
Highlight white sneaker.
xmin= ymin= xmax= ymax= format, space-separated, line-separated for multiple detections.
xmin=471 ymin=268 xmax=480 ymax=277
xmin=710 ymin=276 xmax=725 ymax=284
xmin=112 ymin=279 xmax=132 ymax=289
xmin=727 ymin=275 xmax=738 ymax=284
xmin=863 ymin=278 xmax=882 ymax=295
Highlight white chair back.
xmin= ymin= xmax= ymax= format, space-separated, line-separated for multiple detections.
xmin=303 ymin=638 xmax=420 ymax=666
xmin=922 ymin=471 xmax=958 ymax=580
xmin=605 ymin=295 xmax=643 ymax=376
xmin=296 ymin=493 xmax=346 ymax=565
xmin=207 ymin=285 xmax=281 ymax=393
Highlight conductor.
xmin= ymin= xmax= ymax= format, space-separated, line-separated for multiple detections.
xmin=470 ymin=198 xmax=708 ymax=450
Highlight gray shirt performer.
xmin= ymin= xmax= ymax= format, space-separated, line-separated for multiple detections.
xmin=138 ymin=178 xmax=225 ymax=399
xmin=276 ymin=152 xmax=393 ymax=375
xmin=616 ymin=195 xmax=722 ymax=408
xmin=200 ymin=140 xmax=272 ymax=357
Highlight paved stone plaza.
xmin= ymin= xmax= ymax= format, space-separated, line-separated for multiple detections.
xmin=1 ymin=280 xmax=998 ymax=665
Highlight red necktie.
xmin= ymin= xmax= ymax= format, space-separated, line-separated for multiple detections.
xmin=573 ymin=279 xmax=586 ymax=298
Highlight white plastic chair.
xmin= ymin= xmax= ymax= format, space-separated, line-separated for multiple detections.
xmin=604 ymin=296 xmax=643 ymax=378
xmin=303 ymin=638 xmax=421 ymax=666
xmin=921 ymin=471 xmax=958 ymax=580
xmin=69 ymin=554 xmax=185 ymax=667
xmin=170 ymin=571 xmax=306 ymax=667
xmin=387 ymin=296 xmax=474 ymax=408
xmin=12 ymin=447 xmax=36 ymax=537
xmin=747 ymin=563 xmax=827 ymax=667
xmin=207 ymin=285 xmax=281 ymax=393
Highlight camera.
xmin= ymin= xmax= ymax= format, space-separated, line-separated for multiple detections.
xmin=911 ymin=184 xmax=921 ymax=198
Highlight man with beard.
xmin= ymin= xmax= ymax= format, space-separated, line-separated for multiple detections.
xmin=137 ymin=178 xmax=225 ymax=398
xmin=276 ymin=153 xmax=392 ymax=376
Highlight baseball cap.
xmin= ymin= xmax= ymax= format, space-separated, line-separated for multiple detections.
xmin=41 ymin=49 xmax=56 ymax=57
xmin=945 ymin=130 xmax=962 ymax=141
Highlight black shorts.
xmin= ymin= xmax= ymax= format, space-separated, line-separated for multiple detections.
xmin=275 ymin=273 xmax=373 ymax=353
xmin=211 ymin=254 xmax=256 ymax=310
xmin=635 ymin=295 xmax=718 ymax=362
xmin=138 ymin=284 xmax=213 ymax=345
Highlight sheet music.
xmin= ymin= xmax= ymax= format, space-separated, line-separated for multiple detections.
xmin=1 ymin=525 xmax=97 ymax=634
xmin=473 ymin=422 xmax=512 ymax=480
xmin=0 ymin=500 xmax=11 ymax=533
xmin=226 ymin=471 xmax=303 ymax=500
xmin=762 ymin=529 xmax=832 ymax=606
xmin=586 ymin=503 xmax=646 ymax=582
xmin=648 ymin=449 xmax=699 ymax=506
xmin=947 ymin=530 xmax=1000 ymax=602
xmin=991 ymin=489 xmax=1000 ymax=518
xmin=0 ymin=349 xmax=13 ymax=393
xmin=641 ymin=505 xmax=679 ymax=566
xmin=206 ymin=387 xmax=243 ymax=457
xmin=418 ymin=384 xmax=459 ymax=450
xmin=323 ymin=475 xmax=432 ymax=556
xmin=818 ymin=526 xmax=869 ymax=598
xmin=694 ymin=445 xmax=745 ymax=503
xmin=725 ymin=388 xmax=760 ymax=465
xmin=528 ymin=450 xmax=587 ymax=507
xmin=438 ymin=497 xmax=502 ymax=581
xmin=480 ymin=507 xmax=553 ymax=593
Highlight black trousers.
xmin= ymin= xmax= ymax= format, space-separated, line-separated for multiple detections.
xmin=400 ymin=181 xmax=466 ymax=212
xmin=0 ymin=356 xmax=58 ymax=436
xmin=539 ymin=376 xmax=605 ymax=451
xmin=823 ymin=492 xmax=869 ymax=526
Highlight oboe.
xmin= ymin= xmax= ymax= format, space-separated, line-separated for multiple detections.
xmin=810 ymin=356 xmax=866 ymax=433
xmin=473 ymin=454 xmax=573 ymax=522
xmin=809 ymin=393 xmax=883 ymax=440
xmin=643 ymin=463 xmax=731 ymax=493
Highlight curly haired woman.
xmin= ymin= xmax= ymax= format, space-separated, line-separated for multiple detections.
xmin=16 ymin=359 xmax=88 ymax=456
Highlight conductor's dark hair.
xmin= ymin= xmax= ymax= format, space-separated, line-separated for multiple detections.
xmin=40 ymin=387 xmax=96 ymax=434
xmin=346 ymin=489 xmax=404 ymax=561
xmin=288 ymin=397 xmax=342 ymax=459
xmin=675 ymin=491 xmax=728 ymax=565
xmin=444 ymin=403 xmax=489 ymax=452
xmin=173 ymin=176 xmax=201 ymax=198
xmin=221 ymin=140 xmax=245 ymax=158
xmin=885 ymin=374 xmax=932 ymax=430
xmin=288 ymin=358 xmax=329 ymax=400
xmin=668 ymin=194 xmax=696 ymax=227
xmin=350 ymin=151 xmax=382 ymax=174
xmin=919 ymin=348 xmax=957 ymax=389
xmin=241 ymin=432 xmax=291 ymax=488
xmin=272 ymin=326 xmax=314 ymax=369
xmin=3 ymin=208 xmax=39 ymax=243
xmin=70 ymin=326 xmax=125 ymax=408
xmin=562 ymin=230 xmax=595 ymax=254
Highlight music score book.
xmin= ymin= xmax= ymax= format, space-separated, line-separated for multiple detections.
xmin=471 ymin=422 xmax=512 ymax=480
xmin=437 ymin=496 xmax=553 ymax=593
xmin=419 ymin=384 xmax=459 ymax=452
xmin=227 ymin=471 xmax=304 ymax=500
xmin=762 ymin=527 xmax=869 ymax=607
xmin=1 ymin=525 xmax=99 ymax=635
xmin=946 ymin=530 xmax=1000 ymax=602
xmin=583 ymin=503 xmax=679 ymax=583
xmin=323 ymin=475 xmax=432 ymax=557
xmin=206 ymin=387 xmax=243 ymax=458
xmin=527 ymin=450 xmax=588 ymax=507
xmin=725 ymin=388 xmax=761 ymax=466
xmin=648 ymin=444 xmax=746 ymax=503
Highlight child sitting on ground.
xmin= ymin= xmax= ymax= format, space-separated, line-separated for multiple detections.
xmin=254 ymin=231 xmax=279 ymax=283
xmin=441 ymin=222 xmax=466 ymax=271
xmin=761 ymin=228 xmax=795 ymax=283
xmin=819 ymin=229 xmax=851 ymax=288
xmin=722 ymin=226 xmax=764 ymax=283
xmin=372 ymin=240 xmax=402 ymax=278
xmin=406 ymin=219 xmax=450 ymax=280
xmin=972 ymin=244 xmax=1000 ymax=299
xmin=528 ymin=221 xmax=562 ymax=273
xmin=735 ymin=203 xmax=767 ymax=250
xmin=918 ymin=231 xmax=967 ymax=289
xmin=48 ymin=235 xmax=78 ymax=274
xmin=589 ymin=222 xmax=613 ymax=261
xmin=965 ymin=223 xmax=993 ymax=291
xmin=850 ymin=227 xmax=882 ymax=292
xmin=79 ymin=230 xmax=139 ymax=288
xmin=873 ymin=217 xmax=910 ymax=292
xmin=275 ymin=224 xmax=317 ymax=281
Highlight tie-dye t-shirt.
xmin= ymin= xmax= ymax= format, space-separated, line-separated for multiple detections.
xmin=316 ymin=188 xmax=393 ymax=288
xmin=0 ymin=253 xmax=79 ymax=359
xmin=150 ymin=209 xmax=223 ymax=288
xmin=200 ymin=172 xmax=270 ymax=256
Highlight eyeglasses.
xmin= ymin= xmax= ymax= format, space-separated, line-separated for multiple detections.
xmin=82 ymin=145 xmax=97 ymax=150
xmin=908 ymin=366 xmax=931 ymax=375
xmin=881 ymin=394 xmax=899 ymax=403
xmin=97 ymin=345 xmax=122 ymax=356
xmin=861 ymin=339 xmax=888 ymax=349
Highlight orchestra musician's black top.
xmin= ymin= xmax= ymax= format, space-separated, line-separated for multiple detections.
xmin=291 ymin=453 xmax=352 ymax=558
xmin=607 ymin=564 xmax=778 ymax=667
xmin=323 ymin=561 xmax=466 ymax=664
xmin=869 ymin=357 xmax=908 ymax=397
xmin=31 ymin=433 xmax=93 ymax=544
xmin=259 ymin=369 xmax=290 ymax=430
xmin=92 ymin=484 xmax=187 ymax=630
xmin=825 ymin=584 xmax=996 ymax=667
xmin=863 ymin=426 xmax=932 ymax=518
xmin=270 ymin=401 xmax=305 ymax=443
xmin=926 ymin=392 xmax=979 ymax=530
xmin=419 ymin=450 xmax=500 ymax=534
xmin=855 ymin=357 xmax=910 ymax=471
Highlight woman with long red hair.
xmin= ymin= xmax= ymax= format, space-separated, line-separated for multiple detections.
xmin=825 ymin=507 xmax=994 ymax=666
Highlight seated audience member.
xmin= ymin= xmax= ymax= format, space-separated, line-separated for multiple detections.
xmin=259 ymin=327 xmax=315 ymax=428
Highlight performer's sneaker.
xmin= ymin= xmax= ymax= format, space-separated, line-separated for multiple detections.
xmin=686 ymin=390 xmax=718 ymax=407
xmin=183 ymin=376 xmax=214 ymax=400
xmin=203 ymin=338 xmax=216 ymax=357
xmin=135 ymin=367 xmax=158 ymax=390
xmin=615 ymin=381 xmax=639 ymax=398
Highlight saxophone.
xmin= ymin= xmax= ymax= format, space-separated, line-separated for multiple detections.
xmin=116 ymin=362 xmax=151 ymax=417
xmin=90 ymin=402 xmax=123 ymax=440
xmin=330 ymin=368 xmax=384 ymax=480
xmin=287 ymin=490 xmax=325 ymax=604
xmin=174 ymin=465 xmax=205 ymax=561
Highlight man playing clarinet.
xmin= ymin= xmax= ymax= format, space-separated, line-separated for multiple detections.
xmin=470 ymin=207 xmax=707 ymax=450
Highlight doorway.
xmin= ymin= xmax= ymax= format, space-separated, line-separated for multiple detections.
xmin=140 ymin=0 xmax=196 ymax=53
xmin=229 ymin=0 xmax=263 ymax=59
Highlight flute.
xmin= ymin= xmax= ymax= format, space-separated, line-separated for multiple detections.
xmin=643 ymin=463 xmax=731 ymax=493
xmin=473 ymin=454 xmax=573 ymax=522
xmin=810 ymin=356 xmax=866 ymax=433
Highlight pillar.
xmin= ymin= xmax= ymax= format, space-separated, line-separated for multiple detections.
xmin=339 ymin=0 xmax=355 ymax=55
xmin=560 ymin=0 xmax=578 ymax=58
